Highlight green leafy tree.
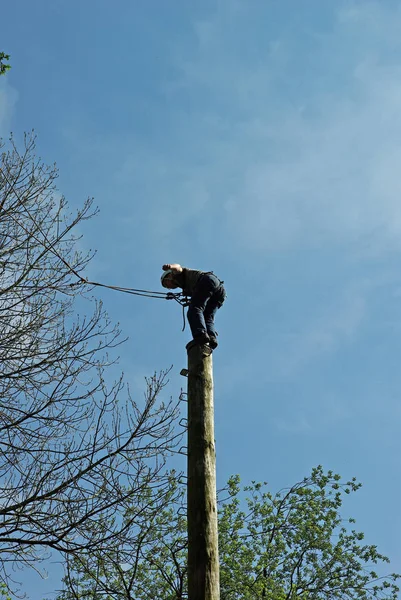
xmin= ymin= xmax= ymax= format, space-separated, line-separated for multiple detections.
xmin=0 ymin=53 xmax=11 ymax=76
xmin=57 ymin=466 xmax=400 ymax=599
xmin=0 ymin=584 xmax=11 ymax=600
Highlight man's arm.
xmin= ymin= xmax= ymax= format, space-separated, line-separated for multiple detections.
xmin=162 ymin=263 xmax=183 ymax=273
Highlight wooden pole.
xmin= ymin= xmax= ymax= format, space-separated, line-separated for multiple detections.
xmin=186 ymin=341 xmax=220 ymax=600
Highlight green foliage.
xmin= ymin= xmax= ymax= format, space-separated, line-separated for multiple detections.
xmin=57 ymin=466 xmax=400 ymax=600
xmin=0 ymin=53 xmax=11 ymax=76
xmin=218 ymin=466 xmax=399 ymax=600
xmin=0 ymin=584 xmax=11 ymax=600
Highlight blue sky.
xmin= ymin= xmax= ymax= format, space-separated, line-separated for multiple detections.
xmin=1 ymin=0 xmax=401 ymax=596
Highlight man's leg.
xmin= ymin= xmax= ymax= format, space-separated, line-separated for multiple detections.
xmin=204 ymin=299 xmax=219 ymax=339
xmin=204 ymin=285 xmax=226 ymax=347
xmin=187 ymin=275 xmax=218 ymax=340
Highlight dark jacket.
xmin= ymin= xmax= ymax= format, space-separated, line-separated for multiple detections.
xmin=175 ymin=268 xmax=204 ymax=296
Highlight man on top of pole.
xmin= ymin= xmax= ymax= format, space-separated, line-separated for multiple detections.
xmin=161 ymin=264 xmax=226 ymax=349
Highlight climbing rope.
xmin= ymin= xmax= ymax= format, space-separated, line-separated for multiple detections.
xmin=80 ymin=279 xmax=189 ymax=330
xmin=0 ymin=166 xmax=190 ymax=317
xmin=74 ymin=277 xmax=188 ymax=307
xmin=73 ymin=278 xmax=189 ymax=329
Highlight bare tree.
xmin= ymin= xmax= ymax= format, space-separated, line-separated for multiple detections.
xmin=60 ymin=476 xmax=187 ymax=600
xmin=0 ymin=133 xmax=181 ymax=593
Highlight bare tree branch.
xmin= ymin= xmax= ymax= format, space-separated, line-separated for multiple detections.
xmin=0 ymin=133 xmax=181 ymax=593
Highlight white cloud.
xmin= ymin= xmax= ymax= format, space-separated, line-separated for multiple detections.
xmin=160 ymin=1 xmax=401 ymax=255
xmin=225 ymin=72 xmax=401 ymax=253
xmin=273 ymin=388 xmax=353 ymax=435
xmin=276 ymin=286 xmax=366 ymax=376
xmin=217 ymin=277 xmax=369 ymax=399
xmin=59 ymin=1 xmax=401 ymax=261
xmin=273 ymin=415 xmax=312 ymax=434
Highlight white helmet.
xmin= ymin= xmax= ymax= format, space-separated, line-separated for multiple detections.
xmin=161 ymin=269 xmax=174 ymax=287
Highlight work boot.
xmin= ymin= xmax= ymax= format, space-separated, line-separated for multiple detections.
xmin=208 ymin=336 xmax=218 ymax=349
xmin=194 ymin=332 xmax=210 ymax=345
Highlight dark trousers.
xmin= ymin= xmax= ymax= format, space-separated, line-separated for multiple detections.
xmin=187 ymin=273 xmax=226 ymax=339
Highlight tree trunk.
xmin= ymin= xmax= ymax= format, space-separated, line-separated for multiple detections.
xmin=186 ymin=341 xmax=220 ymax=600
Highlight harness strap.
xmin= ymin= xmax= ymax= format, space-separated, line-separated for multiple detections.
xmin=203 ymin=271 xmax=225 ymax=286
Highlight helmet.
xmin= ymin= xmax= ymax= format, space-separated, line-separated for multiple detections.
xmin=161 ymin=269 xmax=174 ymax=287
